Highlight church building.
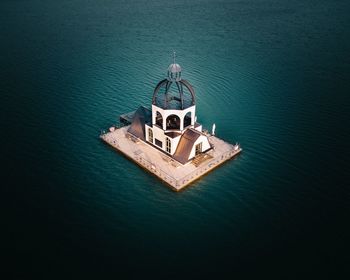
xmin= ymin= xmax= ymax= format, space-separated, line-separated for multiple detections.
xmin=127 ymin=57 xmax=211 ymax=165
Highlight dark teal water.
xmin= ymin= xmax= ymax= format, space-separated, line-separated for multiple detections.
xmin=1 ymin=0 xmax=349 ymax=278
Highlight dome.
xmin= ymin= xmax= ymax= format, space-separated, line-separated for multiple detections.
xmin=153 ymin=53 xmax=194 ymax=110
xmin=167 ymin=63 xmax=182 ymax=82
xmin=168 ymin=63 xmax=182 ymax=73
xmin=152 ymin=74 xmax=195 ymax=110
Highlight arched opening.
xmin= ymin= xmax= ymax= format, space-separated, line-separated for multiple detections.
xmin=166 ymin=114 xmax=180 ymax=130
xmin=184 ymin=112 xmax=192 ymax=128
xmin=156 ymin=111 xmax=163 ymax=128
xmin=148 ymin=128 xmax=153 ymax=143
xmin=166 ymin=138 xmax=171 ymax=153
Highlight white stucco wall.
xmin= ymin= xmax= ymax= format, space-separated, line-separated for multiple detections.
xmin=152 ymin=125 xmax=167 ymax=149
xmin=194 ymin=124 xmax=202 ymax=132
xmin=145 ymin=124 xmax=153 ymax=144
xmin=145 ymin=104 xmax=209 ymax=158
xmin=144 ymin=124 xmax=181 ymax=155
xmin=188 ymin=135 xmax=211 ymax=160
xmin=169 ymin=135 xmax=181 ymax=155
xmin=152 ymin=105 xmax=196 ymax=131
xmin=145 ymin=124 xmax=165 ymax=147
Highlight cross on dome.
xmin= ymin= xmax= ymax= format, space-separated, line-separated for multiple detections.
xmin=167 ymin=51 xmax=182 ymax=81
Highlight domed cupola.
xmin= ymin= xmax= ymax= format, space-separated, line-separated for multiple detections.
xmin=167 ymin=63 xmax=182 ymax=81
xmin=152 ymin=53 xmax=195 ymax=110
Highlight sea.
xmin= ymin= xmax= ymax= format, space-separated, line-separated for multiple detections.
xmin=1 ymin=0 xmax=349 ymax=278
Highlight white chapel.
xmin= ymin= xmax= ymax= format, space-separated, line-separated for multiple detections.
xmin=127 ymin=56 xmax=211 ymax=164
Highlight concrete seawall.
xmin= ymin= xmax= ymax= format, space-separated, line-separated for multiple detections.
xmin=100 ymin=126 xmax=241 ymax=191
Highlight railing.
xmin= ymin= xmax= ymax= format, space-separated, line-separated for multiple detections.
xmin=133 ymin=154 xmax=178 ymax=186
xmin=101 ymin=124 xmax=241 ymax=188
xmin=176 ymin=147 xmax=239 ymax=186
xmin=100 ymin=122 xmax=128 ymax=136
xmin=133 ymin=145 xmax=240 ymax=188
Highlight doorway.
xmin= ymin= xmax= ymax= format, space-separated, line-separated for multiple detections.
xmin=195 ymin=142 xmax=202 ymax=156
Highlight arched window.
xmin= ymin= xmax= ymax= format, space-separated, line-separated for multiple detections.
xmin=166 ymin=138 xmax=171 ymax=153
xmin=184 ymin=112 xmax=192 ymax=128
xmin=156 ymin=111 xmax=163 ymax=127
xmin=195 ymin=142 xmax=202 ymax=156
xmin=166 ymin=114 xmax=180 ymax=130
xmin=148 ymin=128 xmax=153 ymax=143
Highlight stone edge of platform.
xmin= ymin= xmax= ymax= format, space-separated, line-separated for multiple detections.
xmin=100 ymin=131 xmax=242 ymax=192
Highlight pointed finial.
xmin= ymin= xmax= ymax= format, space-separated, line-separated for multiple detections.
xmin=167 ymin=51 xmax=181 ymax=81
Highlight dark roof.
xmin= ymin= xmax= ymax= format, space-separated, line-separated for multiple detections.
xmin=127 ymin=106 xmax=151 ymax=140
xmin=165 ymin=131 xmax=182 ymax=138
xmin=194 ymin=122 xmax=201 ymax=128
xmin=173 ymin=129 xmax=201 ymax=164
xmin=152 ymin=79 xmax=195 ymax=110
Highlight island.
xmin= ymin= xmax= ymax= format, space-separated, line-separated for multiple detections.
xmin=100 ymin=55 xmax=242 ymax=191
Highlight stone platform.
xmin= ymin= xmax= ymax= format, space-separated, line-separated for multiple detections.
xmin=100 ymin=126 xmax=242 ymax=191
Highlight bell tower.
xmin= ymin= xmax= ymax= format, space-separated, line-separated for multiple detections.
xmin=144 ymin=53 xmax=199 ymax=155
